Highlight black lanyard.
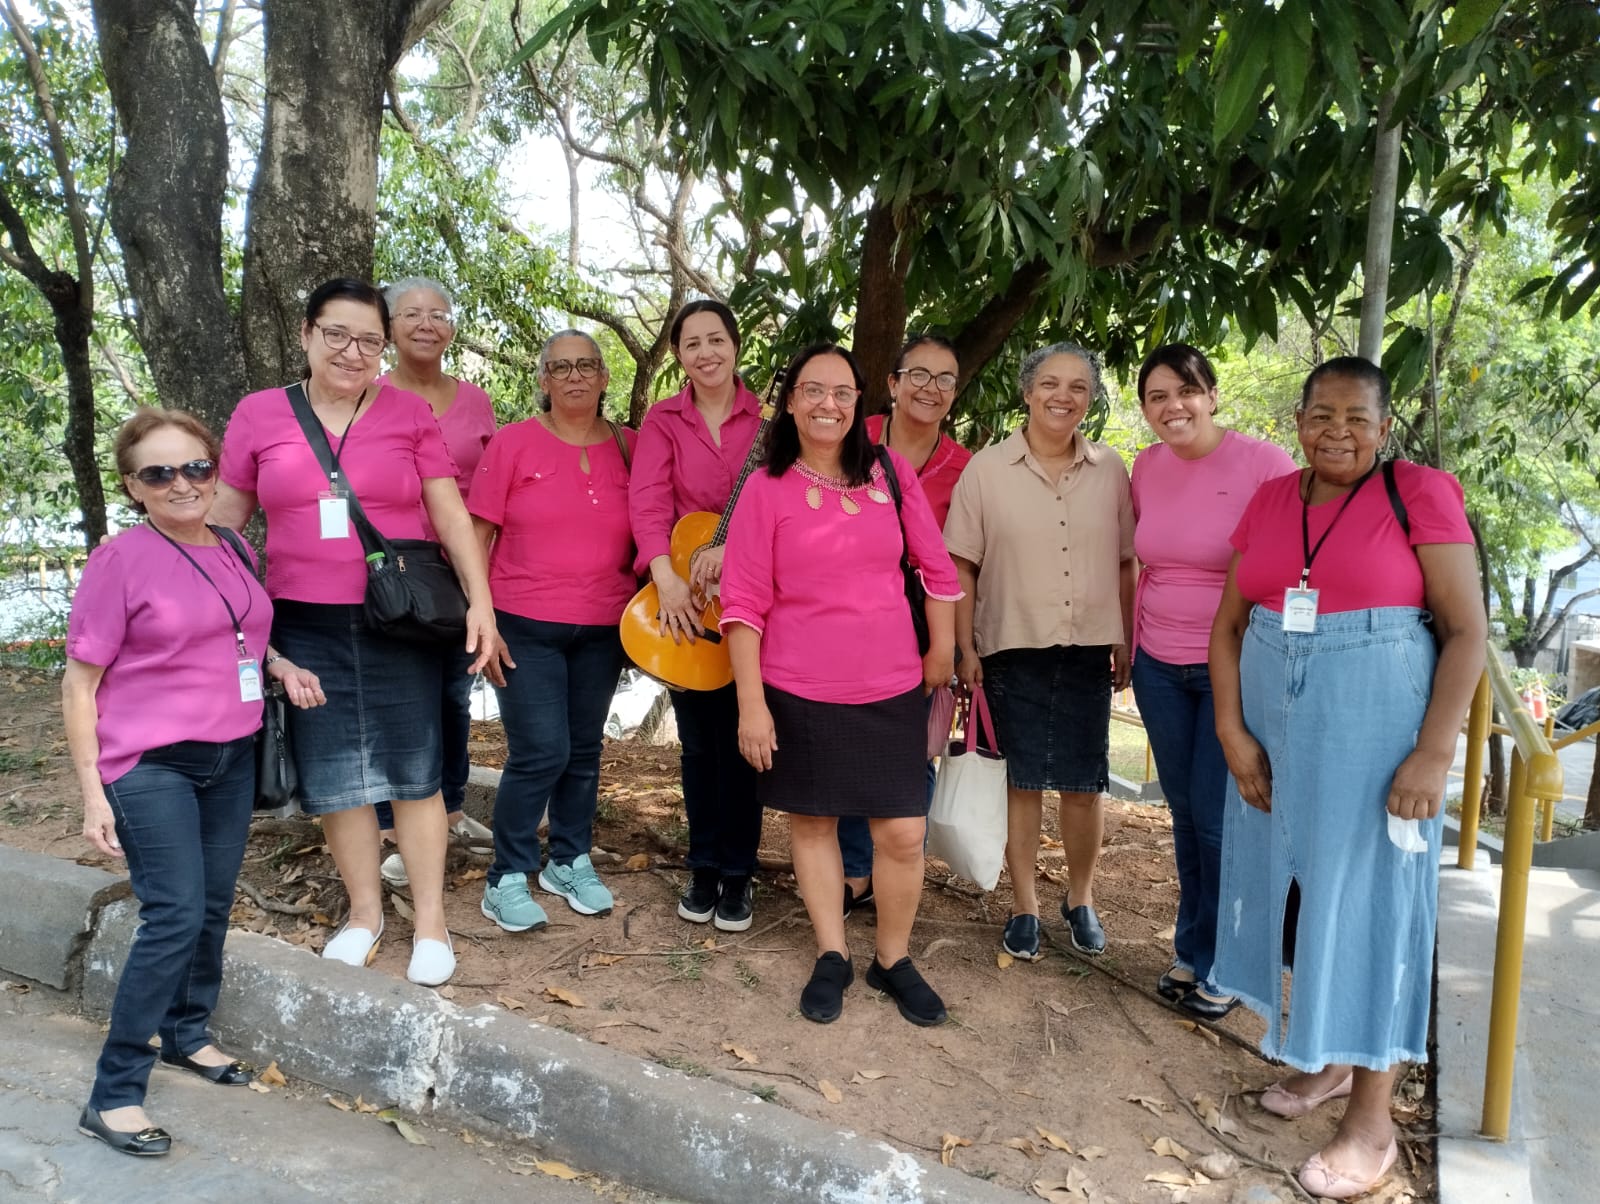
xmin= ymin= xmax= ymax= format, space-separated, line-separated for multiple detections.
xmin=1299 ymin=465 xmax=1377 ymax=589
xmin=324 ymin=387 xmax=368 ymax=488
xmin=151 ymin=524 xmax=254 ymax=658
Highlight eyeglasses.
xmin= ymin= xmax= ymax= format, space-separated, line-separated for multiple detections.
xmin=129 ymin=460 xmax=217 ymax=487
xmin=396 ymin=308 xmax=454 ymax=327
xmin=313 ymin=322 xmax=386 ymax=358
xmin=544 ymin=357 xmax=603 ymax=380
xmin=794 ymin=382 xmax=861 ymax=406
xmin=894 ymin=367 xmax=958 ymax=393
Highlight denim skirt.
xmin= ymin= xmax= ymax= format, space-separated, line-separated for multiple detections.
xmin=981 ymin=645 xmax=1112 ymax=793
xmin=271 ymin=601 xmax=443 ymax=815
xmin=1211 ymin=606 xmax=1441 ymax=1071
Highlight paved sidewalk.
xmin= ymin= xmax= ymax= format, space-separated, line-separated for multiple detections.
xmin=1435 ymin=859 xmax=1600 ymax=1204
xmin=0 ymin=987 xmax=656 ymax=1204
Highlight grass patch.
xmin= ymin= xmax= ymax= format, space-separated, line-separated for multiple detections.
xmin=666 ymin=949 xmax=708 ymax=982
xmin=656 ymin=1053 xmax=710 ymax=1078
xmin=734 ymin=960 xmax=761 ymax=989
xmin=748 ymin=1083 xmax=778 ymax=1102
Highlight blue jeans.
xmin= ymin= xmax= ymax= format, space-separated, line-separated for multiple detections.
xmin=375 ymin=646 xmax=475 ymax=829
xmin=91 ymin=737 xmax=255 ymax=1110
xmin=489 ymin=613 xmax=624 ymax=881
xmin=672 ymin=683 xmax=761 ymax=876
xmin=1131 ymin=650 xmax=1228 ymax=987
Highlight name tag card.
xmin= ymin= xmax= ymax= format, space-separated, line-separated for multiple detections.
xmin=238 ymin=658 xmax=263 ymax=703
xmin=318 ymin=490 xmax=350 ymax=540
xmin=1282 ymin=587 xmax=1319 ymax=633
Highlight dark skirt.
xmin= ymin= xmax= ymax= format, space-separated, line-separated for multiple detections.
xmin=271 ymin=600 xmax=444 ymax=815
xmin=981 ymin=644 xmax=1112 ymax=793
xmin=758 ymin=685 xmax=926 ymax=818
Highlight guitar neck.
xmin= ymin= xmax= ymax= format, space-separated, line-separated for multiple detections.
xmin=708 ymin=402 xmax=777 ymax=549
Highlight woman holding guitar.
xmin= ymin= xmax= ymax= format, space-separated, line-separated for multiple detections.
xmin=628 ymin=300 xmax=767 ymax=932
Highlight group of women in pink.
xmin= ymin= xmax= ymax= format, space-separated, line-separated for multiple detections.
xmin=66 ymin=277 xmax=1482 ymax=1198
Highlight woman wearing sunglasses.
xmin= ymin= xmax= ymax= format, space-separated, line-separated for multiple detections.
xmin=212 ymin=277 xmax=500 ymax=989
xmin=63 ymin=408 xmax=325 ymax=1156
xmin=372 ymin=277 xmax=498 ymax=888
xmin=722 ymin=344 xmax=960 ymax=1027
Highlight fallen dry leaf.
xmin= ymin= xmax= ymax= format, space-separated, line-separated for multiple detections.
xmin=454 ymin=867 xmax=487 ymax=884
xmin=390 ymin=894 xmax=415 ymax=920
xmin=246 ymin=1080 xmax=271 ymax=1094
xmin=701 ymin=936 xmax=717 ymax=949
xmin=1035 ymin=1125 xmax=1073 ymax=1153
xmin=1127 ymin=1093 xmax=1171 ymax=1117
xmin=1031 ymin=1167 xmax=1091 ymax=1200
xmin=588 ymin=953 xmax=624 ymax=967
xmin=543 ymin=985 xmax=586 ymax=1008
xmin=437 ymin=985 xmax=456 ymax=1000
xmin=326 ymin=1096 xmax=351 ymax=1112
xmin=817 ymin=1079 xmax=843 ymax=1104
xmin=939 ymin=1132 xmax=971 ymax=1167
xmin=1075 ymin=1145 xmax=1107 ymax=1161
xmin=1154 ymin=1135 xmax=1194 ymax=1163
xmin=377 ymin=1107 xmax=428 ymax=1146
xmin=534 ymin=1160 xmax=582 ymax=1180
xmin=1174 ymin=1018 xmax=1222 ymax=1047
xmin=258 ymin=1060 xmax=287 ymax=1087
xmin=849 ymin=1069 xmax=887 ymax=1084
xmin=721 ymin=1042 xmax=759 ymax=1065
xmin=625 ymin=852 xmax=651 ymax=870
xmin=497 ymin=994 xmax=527 ymax=1012
xmin=1040 ymin=999 xmax=1078 ymax=1018
xmin=1003 ymin=1136 xmax=1042 ymax=1159
xmin=311 ymin=911 xmax=334 ymax=927
xmin=997 ymin=951 xmax=1015 ymax=969
xmin=1192 ymin=1093 xmax=1241 ymax=1138
xmin=354 ymin=1096 xmax=379 ymax=1113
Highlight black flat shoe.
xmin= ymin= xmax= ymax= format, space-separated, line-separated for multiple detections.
xmin=1157 ymin=966 xmax=1199 ymax=1001
xmin=800 ymin=951 xmax=854 ymax=1023
xmin=1061 ymin=901 xmax=1106 ymax=955
xmin=78 ymin=1106 xmax=172 ymax=1157
xmin=865 ymin=956 xmax=947 ymax=1026
xmin=1178 ymin=988 xmax=1240 ymax=1020
xmin=843 ymin=879 xmax=875 ymax=917
xmin=160 ymin=1051 xmax=256 ymax=1085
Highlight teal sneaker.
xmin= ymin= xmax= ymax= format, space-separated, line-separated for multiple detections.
xmin=481 ymin=872 xmax=548 ymax=932
xmin=538 ymin=854 xmax=614 ymax=916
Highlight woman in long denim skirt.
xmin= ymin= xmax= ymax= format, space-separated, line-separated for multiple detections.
xmin=1209 ymin=357 xmax=1486 ymax=1199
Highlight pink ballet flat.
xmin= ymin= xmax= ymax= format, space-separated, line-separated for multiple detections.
xmin=1297 ymin=1138 xmax=1398 ymax=1199
xmin=1259 ymin=1070 xmax=1354 ymax=1118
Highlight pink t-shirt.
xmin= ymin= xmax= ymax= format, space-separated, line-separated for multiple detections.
xmin=719 ymin=450 xmax=962 ymax=704
xmin=1132 ymin=431 xmax=1296 ymax=663
xmin=468 ymin=418 xmax=639 ymax=625
xmin=628 ymin=378 xmax=765 ymax=574
xmin=220 ymin=383 xmax=458 ymax=603
xmin=377 ymin=377 xmax=497 ymax=539
xmin=866 ymin=414 xmax=973 ymax=529
xmin=67 ymin=525 xmax=274 ymax=783
xmin=1231 ymin=461 xmax=1473 ymax=613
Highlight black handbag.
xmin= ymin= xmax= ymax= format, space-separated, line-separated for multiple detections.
xmin=286 ymin=382 xmax=468 ymax=645
xmin=215 ymin=527 xmax=301 ymax=812
xmin=874 ymin=446 xmax=931 ymax=656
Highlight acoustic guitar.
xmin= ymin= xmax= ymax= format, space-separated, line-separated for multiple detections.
xmin=619 ymin=378 xmax=781 ymax=691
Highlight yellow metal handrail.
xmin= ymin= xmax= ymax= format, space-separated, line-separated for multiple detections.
xmin=1464 ymin=645 xmax=1566 ymax=1142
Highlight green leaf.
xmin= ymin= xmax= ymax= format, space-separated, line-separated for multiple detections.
xmin=1442 ymin=0 xmax=1504 ymax=48
xmin=1211 ymin=12 xmax=1272 ymax=149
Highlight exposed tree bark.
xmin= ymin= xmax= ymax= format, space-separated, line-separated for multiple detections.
xmin=855 ymin=200 xmax=914 ymax=414
xmin=1358 ymin=90 xmax=1402 ymax=364
xmin=93 ymin=0 xmax=247 ymax=432
xmin=1 ymin=3 xmax=107 ymax=549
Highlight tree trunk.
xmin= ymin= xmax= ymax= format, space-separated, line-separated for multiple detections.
xmin=57 ymin=301 xmax=107 ymax=549
xmin=855 ymin=199 xmax=913 ymax=413
xmin=1487 ymin=728 xmax=1506 ymax=818
xmin=1585 ymin=754 xmax=1600 ymax=830
xmin=1357 ymin=91 xmax=1402 ymax=363
xmin=92 ymin=0 xmax=248 ymax=433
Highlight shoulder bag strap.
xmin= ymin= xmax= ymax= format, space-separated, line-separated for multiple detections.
xmin=874 ymin=444 xmax=913 ymax=561
xmin=1381 ymin=458 xmax=1410 ymax=537
xmin=285 ymin=381 xmax=391 ymax=561
xmin=607 ymin=419 xmax=632 ymax=471
xmin=212 ymin=525 xmax=255 ymax=572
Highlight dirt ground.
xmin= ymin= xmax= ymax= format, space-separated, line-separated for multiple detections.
xmin=1 ymin=662 xmax=1438 ymax=1203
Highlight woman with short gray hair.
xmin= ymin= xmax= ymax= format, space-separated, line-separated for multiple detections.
xmin=372 ymin=276 xmax=499 ymax=886
xmin=943 ymin=341 xmax=1135 ymax=962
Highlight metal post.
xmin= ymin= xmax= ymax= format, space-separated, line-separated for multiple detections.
xmin=1540 ymin=714 xmax=1557 ymax=841
xmin=1458 ymin=675 xmax=1490 ymax=869
xmin=1481 ymin=748 xmax=1534 ymax=1140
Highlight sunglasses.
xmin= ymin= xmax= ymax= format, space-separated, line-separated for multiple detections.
xmin=129 ymin=460 xmax=217 ymax=487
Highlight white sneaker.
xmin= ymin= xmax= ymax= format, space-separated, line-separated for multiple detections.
xmin=380 ymin=852 xmax=409 ymax=888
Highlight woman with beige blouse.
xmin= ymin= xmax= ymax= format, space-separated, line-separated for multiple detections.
xmin=944 ymin=341 xmax=1135 ymax=962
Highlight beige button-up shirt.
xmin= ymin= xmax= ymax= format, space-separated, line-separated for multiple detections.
xmin=944 ymin=427 xmax=1135 ymax=655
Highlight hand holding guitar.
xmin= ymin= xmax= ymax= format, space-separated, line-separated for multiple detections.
xmin=688 ymin=544 xmax=725 ymax=598
xmin=650 ymin=555 xmax=700 ymax=644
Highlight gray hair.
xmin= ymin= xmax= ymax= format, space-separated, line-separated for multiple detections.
xmin=537 ymin=328 xmax=608 ymax=412
xmin=384 ymin=276 xmax=454 ymax=312
xmin=1019 ymin=341 xmax=1101 ymax=397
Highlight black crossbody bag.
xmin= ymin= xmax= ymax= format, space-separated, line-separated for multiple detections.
xmin=873 ymin=446 xmax=932 ymax=656
xmin=286 ymin=382 xmax=468 ymax=645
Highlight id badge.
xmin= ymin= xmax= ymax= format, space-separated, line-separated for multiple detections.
xmin=1282 ymin=587 xmax=1319 ymax=633
xmin=318 ymin=489 xmax=350 ymax=540
xmin=238 ymin=658 xmax=263 ymax=703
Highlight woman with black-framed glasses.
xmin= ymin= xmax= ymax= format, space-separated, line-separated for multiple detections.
xmin=64 ymin=408 xmax=325 ymax=1156
xmin=211 ymin=277 xmax=500 ymax=990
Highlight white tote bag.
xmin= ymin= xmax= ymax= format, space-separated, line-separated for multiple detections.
xmin=926 ymin=686 xmax=1009 ymax=891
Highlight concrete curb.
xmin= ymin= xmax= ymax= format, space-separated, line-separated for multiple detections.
xmin=7 ymin=845 xmax=1021 ymax=1203
xmin=0 ymin=844 xmax=129 ymax=991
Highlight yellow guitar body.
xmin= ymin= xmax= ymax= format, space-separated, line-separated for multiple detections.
xmin=619 ymin=511 xmax=731 ymax=691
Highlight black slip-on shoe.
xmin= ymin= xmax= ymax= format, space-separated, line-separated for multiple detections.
xmin=1061 ymin=901 xmax=1106 ymax=955
xmin=1001 ymin=914 xmax=1043 ymax=961
xmin=1157 ymin=965 xmax=1199 ymax=1001
xmin=714 ymin=875 xmax=754 ymax=932
xmin=1178 ymin=987 xmax=1240 ymax=1020
xmin=843 ymin=879 xmax=875 ymax=917
xmin=78 ymin=1107 xmax=172 ymax=1157
xmin=677 ymin=868 xmax=720 ymax=923
xmin=160 ymin=1051 xmax=255 ymax=1085
xmin=865 ymin=956 xmax=947 ymax=1026
xmin=800 ymin=951 xmax=854 ymax=1023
